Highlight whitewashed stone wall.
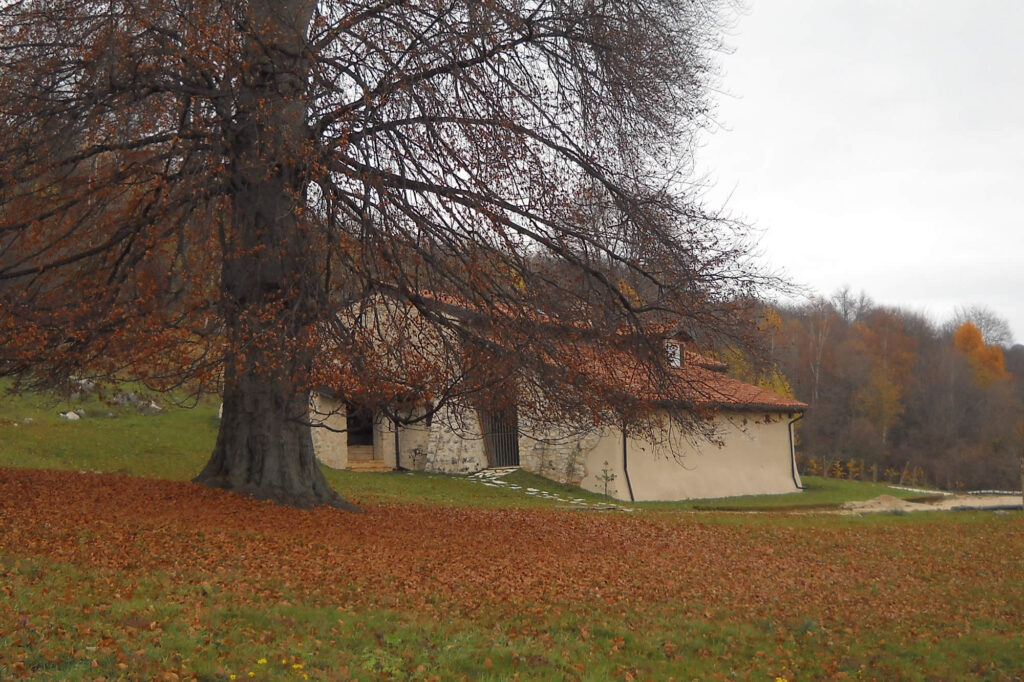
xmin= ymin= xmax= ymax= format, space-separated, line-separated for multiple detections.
xmin=517 ymin=419 xmax=603 ymax=487
xmin=421 ymin=406 xmax=488 ymax=473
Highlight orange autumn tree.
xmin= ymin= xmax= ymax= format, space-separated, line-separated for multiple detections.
xmin=952 ymin=322 xmax=1011 ymax=387
xmin=0 ymin=0 xmax=765 ymax=508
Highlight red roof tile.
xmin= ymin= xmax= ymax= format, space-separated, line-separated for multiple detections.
xmin=669 ymin=363 xmax=806 ymax=411
xmin=600 ymin=351 xmax=806 ymax=412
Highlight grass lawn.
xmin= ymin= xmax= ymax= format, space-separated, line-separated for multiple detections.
xmin=2 ymin=388 xmax=1023 ymax=680
xmin=685 ymin=475 xmax=938 ymax=511
xmin=0 ymin=383 xmax=218 ymax=482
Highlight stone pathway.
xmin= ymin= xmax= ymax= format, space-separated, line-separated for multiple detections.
xmin=468 ymin=467 xmax=634 ymax=511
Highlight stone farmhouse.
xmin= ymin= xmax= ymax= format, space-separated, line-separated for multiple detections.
xmin=311 ymin=296 xmax=806 ymax=502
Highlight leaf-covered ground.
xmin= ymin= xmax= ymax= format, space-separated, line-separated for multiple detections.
xmin=2 ymin=468 xmax=1023 ymax=680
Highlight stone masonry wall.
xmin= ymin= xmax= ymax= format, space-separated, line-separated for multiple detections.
xmin=422 ymin=406 xmax=488 ymax=474
xmin=517 ymin=417 xmax=603 ymax=487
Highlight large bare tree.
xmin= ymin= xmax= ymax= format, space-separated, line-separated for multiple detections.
xmin=0 ymin=0 xmax=765 ymax=507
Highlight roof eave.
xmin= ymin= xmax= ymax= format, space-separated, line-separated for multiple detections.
xmin=653 ymin=399 xmax=808 ymax=413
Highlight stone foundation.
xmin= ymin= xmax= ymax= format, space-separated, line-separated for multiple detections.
xmin=518 ymin=421 xmax=603 ymax=487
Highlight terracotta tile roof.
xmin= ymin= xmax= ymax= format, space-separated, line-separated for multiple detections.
xmin=683 ymin=350 xmax=728 ymax=372
xmin=601 ymin=351 xmax=806 ymax=412
xmin=669 ymin=363 xmax=806 ymax=411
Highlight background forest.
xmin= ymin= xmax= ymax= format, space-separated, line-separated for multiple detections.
xmin=733 ymin=289 xmax=1023 ymax=491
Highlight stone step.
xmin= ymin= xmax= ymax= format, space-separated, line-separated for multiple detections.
xmin=347 ymin=444 xmax=374 ymax=461
xmin=346 ymin=459 xmax=393 ymax=472
xmin=471 ymin=466 xmax=520 ymax=480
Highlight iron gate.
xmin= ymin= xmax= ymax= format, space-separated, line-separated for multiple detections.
xmin=480 ymin=408 xmax=520 ymax=468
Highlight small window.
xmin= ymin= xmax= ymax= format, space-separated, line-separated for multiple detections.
xmin=666 ymin=342 xmax=681 ymax=368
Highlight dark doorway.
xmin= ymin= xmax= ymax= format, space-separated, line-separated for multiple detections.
xmin=480 ymin=407 xmax=520 ymax=468
xmin=346 ymin=404 xmax=375 ymax=461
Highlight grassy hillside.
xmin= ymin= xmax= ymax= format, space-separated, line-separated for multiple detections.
xmin=2 ymin=467 xmax=1022 ymax=681
xmin=2 ymin=386 xmax=1022 ymax=680
xmin=0 ymin=383 xmax=218 ymax=481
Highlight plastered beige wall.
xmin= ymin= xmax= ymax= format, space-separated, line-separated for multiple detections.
xmin=310 ymin=394 xmax=348 ymax=469
xmin=573 ymin=429 xmax=627 ymax=498
xmin=579 ymin=411 xmax=801 ymax=501
xmin=395 ymin=420 xmax=433 ymax=470
xmin=372 ymin=415 xmax=391 ymax=465
xmin=372 ymin=415 xmax=436 ymax=469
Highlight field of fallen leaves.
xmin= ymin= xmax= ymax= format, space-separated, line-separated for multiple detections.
xmin=2 ymin=467 xmax=1023 ymax=681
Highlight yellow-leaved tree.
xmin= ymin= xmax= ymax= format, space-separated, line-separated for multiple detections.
xmin=952 ymin=322 xmax=1011 ymax=387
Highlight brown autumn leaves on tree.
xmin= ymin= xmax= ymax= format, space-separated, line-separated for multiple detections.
xmin=0 ymin=0 xmax=766 ymax=507
xmin=760 ymin=297 xmax=1021 ymax=490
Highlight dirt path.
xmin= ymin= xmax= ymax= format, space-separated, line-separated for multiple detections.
xmin=842 ymin=493 xmax=1023 ymax=514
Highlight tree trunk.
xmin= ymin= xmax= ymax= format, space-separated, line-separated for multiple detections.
xmin=196 ymin=355 xmax=358 ymax=511
xmin=194 ymin=0 xmax=357 ymax=510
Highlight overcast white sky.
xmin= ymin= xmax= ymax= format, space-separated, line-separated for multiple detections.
xmin=696 ymin=0 xmax=1024 ymax=345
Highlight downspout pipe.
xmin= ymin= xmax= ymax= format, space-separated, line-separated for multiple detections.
xmin=788 ymin=413 xmax=805 ymax=490
xmin=622 ymin=427 xmax=635 ymax=502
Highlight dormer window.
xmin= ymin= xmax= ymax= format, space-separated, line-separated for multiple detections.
xmin=665 ymin=341 xmax=681 ymax=368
